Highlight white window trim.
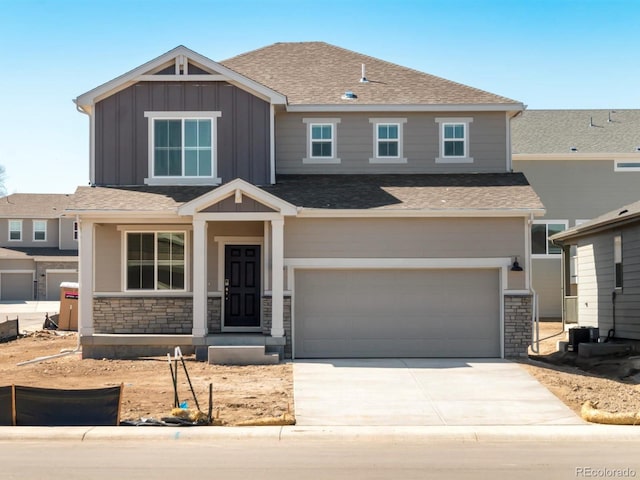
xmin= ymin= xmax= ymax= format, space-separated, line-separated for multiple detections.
xmin=122 ymin=229 xmax=189 ymax=293
xmin=302 ymin=118 xmax=341 ymax=164
xmin=435 ymin=117 xmax=473 ymax=163
xmin=8 ymin=219 xmax=22 ymax=242
xmin=614 ymin=160 xmax=640 ymax=172
xmin=531 ymin=220 xmax=568 ymax=258
xmin=369 ymin=118 xmax=407 ymax=164
xmin=614 ymin=235 xmax=623 ymax=290
xmin=33 ymin=220 xmax=47 ymax=242
xmin=144 ymin=111 xmax=222 ymax=186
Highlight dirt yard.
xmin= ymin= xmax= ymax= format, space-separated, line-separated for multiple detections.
xmin=522 ymin=322 xmax=640 ymax=416
xmin=2 ymin=323 xmax=640 ymax=425
xmin=0 ymin=332 xmax=293 ymax=425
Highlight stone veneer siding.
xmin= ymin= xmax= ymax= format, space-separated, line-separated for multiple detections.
xmin=207 ymin=296 xmax=222 ymax=333
xmin=35 ymin=260 xmax=78 ymax=300
xmin=504 ymin=294 xmax=532 ymax=358
xmin=262 ymin=296 xmax=292 ymax=358
xmin=93 ymin=297 xmax=193 ymax=334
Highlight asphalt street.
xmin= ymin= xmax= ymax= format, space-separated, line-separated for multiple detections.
xmin=1 ymin=437 xmax=638 ymax=480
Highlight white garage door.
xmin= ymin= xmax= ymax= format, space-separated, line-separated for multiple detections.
xmin=294 ymin=269 xmax=500 ymax=358
xmin=1 ymin=273 xmax=34 ymax=301
xmin=46 ymin=272 xmax=78 ymax=300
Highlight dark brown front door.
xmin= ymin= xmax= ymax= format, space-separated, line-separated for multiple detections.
xmin=224 ymin=245 xmax=261 ymax=328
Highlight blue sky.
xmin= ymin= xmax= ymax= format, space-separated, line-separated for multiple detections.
xmin=1 ymin=0 xmax=638 ymax=194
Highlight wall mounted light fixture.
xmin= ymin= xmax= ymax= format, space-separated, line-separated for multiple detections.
xmin=511 ymin=257 xmax=523 ymax=272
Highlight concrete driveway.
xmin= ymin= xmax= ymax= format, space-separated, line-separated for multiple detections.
xmin=293 ymin=359 xmax=583 ymax=426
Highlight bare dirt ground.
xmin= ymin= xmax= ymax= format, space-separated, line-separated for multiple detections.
xmin=522 ymin=322 xmax=640 ymax=416
xmin=0 ymin=332 xmax=293 ymax=425
xmin=2 ymin=323 xmax=640 ymax=425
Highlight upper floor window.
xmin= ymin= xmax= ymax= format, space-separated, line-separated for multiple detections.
xmin=435 ymin=117 xmax=473 ymax=164
xmin=73 ymin=221 xmax=79 ymax=241
xmin=8 ymin=220 xmax=22 ymax=241
xmin=369 ymin=118 xmax=407 ymax=164
xmin=144 ymin=111 xmax=221 ymax=185
xmin=33 ymin=220 xmax=47 ymax=241
xmin=126 ymin=231 xmax=186 ymax=291
xmin=614 ymin=235 xmax=623 ymax=289
xmin=532 ymin=220 xmax=568 ymax=256
xmin=614 ymin=160 xmax=640 ymax=172
xmin=302 ymin=118 xmax=341 ymax=164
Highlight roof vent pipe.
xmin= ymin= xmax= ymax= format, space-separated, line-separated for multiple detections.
xmin=360 ymin=64 xmax=368 ymax=83
xmin=589 ymin=116 xmax=594 ymax=127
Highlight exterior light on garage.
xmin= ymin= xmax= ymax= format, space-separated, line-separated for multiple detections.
xmin=511 ymin=257 xmax=523 ymax=272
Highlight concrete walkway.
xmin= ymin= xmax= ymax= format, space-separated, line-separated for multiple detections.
xmin=0 ymin=301 xmax=60 ymax=332
xmin=293 ymin=359 xmax=583 ymax=426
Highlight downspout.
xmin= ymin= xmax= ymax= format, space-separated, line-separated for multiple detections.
xmin=74 ymin=101 xmax=94 ymax=186
xmin=527 ymin=213 xmax=540 ymax=354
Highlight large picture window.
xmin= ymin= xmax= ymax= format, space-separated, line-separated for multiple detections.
xmin=532 ymin=221 xmax=568 ymax=256
xmin=126 ymin=232 xmax=185 ymax=291
xmin=145 ymin=111 xmax=221 ymax=185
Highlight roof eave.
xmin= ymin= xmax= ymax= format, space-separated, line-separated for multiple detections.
xmin=552 ymin=213 xmax=640 ymax=244
xmin=286 ymin=103 xmax=525 ymax=113
xmin=296 ymin=207 xmax=544 ymax=218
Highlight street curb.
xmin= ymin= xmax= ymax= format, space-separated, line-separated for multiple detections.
xmin=2 ymin=425 xmax=640 ymax=442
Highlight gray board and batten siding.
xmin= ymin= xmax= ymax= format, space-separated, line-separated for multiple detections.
xmin=577 ymin=224 xmax=640 ymax=340
xmin=275 ymin=111 xmax=508 ymax=174
xmin=94 ymin=81 xmax=271 ymax=186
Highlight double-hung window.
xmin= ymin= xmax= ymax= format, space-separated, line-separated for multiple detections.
xmin=145 ymin=112 xmax=221 ymax=185
xmin=614 ymin=235 xmax=623 ymax=289
xmin=531 ymin=220 xmax=568 ymax=256
xmin=33 ymin=220 xmax=47 ymax=241
xmin=8 ymin=220 xmax=22 ymax=241
xmin=435 ymin=117 xmax=473 ymax=163
xmin=303 ymin=118 xmax=341 ymax=164
xmin=126 ymin=231 xmax=186 ymax=291
xmin=9 ymin=220 xmax=22 ymax=241
xmin=369 ymin=118 xmax=407 ymax=164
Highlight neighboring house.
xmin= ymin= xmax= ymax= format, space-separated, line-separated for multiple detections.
xmin=512 ymin=110 xmax=640 ymax=320
xmin=551 ymin=199 xmax=640 ymax=340
xmin=69 ymin=42 xmax=543 ymax=360
xmin=0 ymin=194 xmax=78 ymax=301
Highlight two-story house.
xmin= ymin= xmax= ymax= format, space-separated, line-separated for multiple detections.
xmin=69 ymin=43 xmax=543 ymax=360
xmin=0 ymin=193 xmax=78 ymax=301
xmin=512 ymin=110 xmax=640 ymax=321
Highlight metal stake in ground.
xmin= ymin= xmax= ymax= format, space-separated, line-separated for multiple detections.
xmin=167 ymin=353 xmax=179 ymax=408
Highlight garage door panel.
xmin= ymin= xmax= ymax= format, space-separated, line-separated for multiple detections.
xmin=46 ymin=273 xmax=78 ymax=300
xmin=1 ymin=273 xmax=34 ymax=301
xmin=295 ymin=269 xmax=500 ymax=358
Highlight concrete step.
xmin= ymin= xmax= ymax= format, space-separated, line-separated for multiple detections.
xmin=208 ymin=345 xmax=279 ymax=365
xmin=206 ymin=334 xmax=266 ymax=346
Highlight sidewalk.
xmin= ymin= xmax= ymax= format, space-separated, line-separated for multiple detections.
xmin=2 ymin=425 xmax=640 ymax=442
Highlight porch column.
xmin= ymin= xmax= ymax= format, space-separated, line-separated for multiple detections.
xmin=78 ymin=219 xmax=94 ymax=336
xmin=270 ymin=218 xmax=285 ymax=337
xmin=192 ymin=219 xmax=208 ymax=337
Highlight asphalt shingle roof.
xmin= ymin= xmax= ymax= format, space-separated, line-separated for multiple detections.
xmin=512 ymin=109 xmax=640 ymax=155
xmin=552 ymin=198 xmax=640 ymax=242
xmin=0 ymin=247 xmax=77 ymax=260
xmin=221 ymin=42 xmax=520 ymax=106
xmin=69 ymin=174 xmax=543 ymax=214
xmin=0 ymin=193 xmax=74 ymax=218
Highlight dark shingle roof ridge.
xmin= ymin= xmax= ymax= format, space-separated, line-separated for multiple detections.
xmin=222 ymin=41 xmax=520 ymax=105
